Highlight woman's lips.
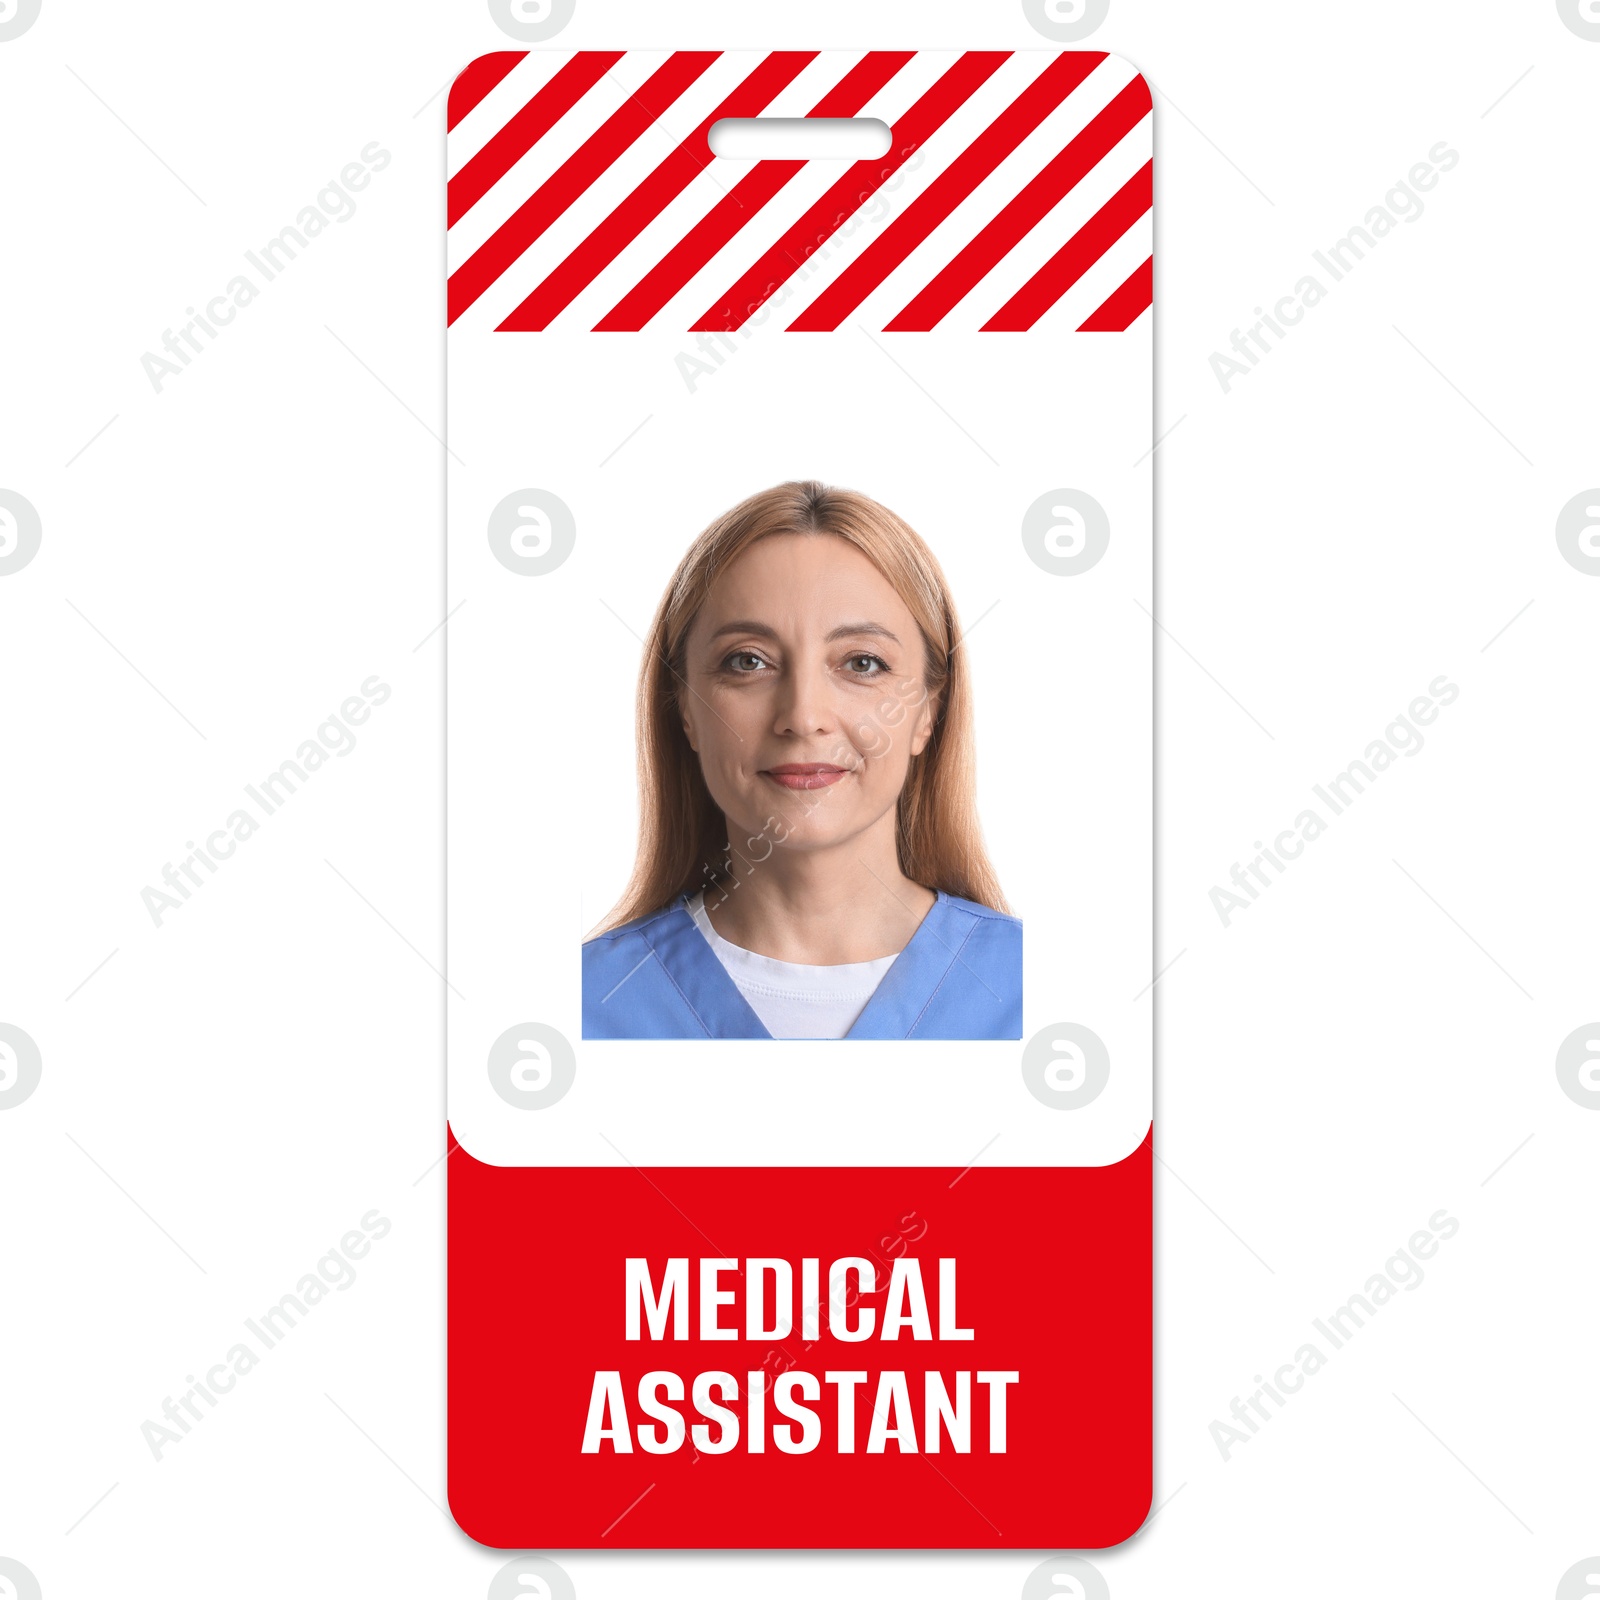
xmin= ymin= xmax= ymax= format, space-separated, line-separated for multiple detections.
xmin=762 ymin=763 xmax=851 ymax=790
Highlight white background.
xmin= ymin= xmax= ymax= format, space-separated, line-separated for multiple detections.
xmin=2 ymin=2 xmax=1597 ymax=1598
xmin=446 ymin=331 xmax=1152 ymax=1167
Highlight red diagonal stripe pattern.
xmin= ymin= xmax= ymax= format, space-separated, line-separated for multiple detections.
xmin=1078 ymin=255 xmax=1152 ymax=331
xmin=448 ymin=51 xmax=720 ymax=325
xmin=448 ymin=52 xmax=526 ymax=132
xmin=496 ymin=51 xmax=819 ymax=333
xmin=448 ymin=51 xmax=621 ymax=228
xmin=787 ymin=52 xmax=1104 ymax=332
xmin=691 ymin=50 xmax=1011 ymax=332
xmin=594 ymin=51 xmax=915 ymax=333
xmin=884 ymin=74 xmax=1151 ymax=331
xmin=981 ymin=159 xmax=1151 ymax=330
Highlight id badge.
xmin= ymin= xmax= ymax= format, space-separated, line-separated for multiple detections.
xmin=445 ymin=46 xmax=1153 ymax=1550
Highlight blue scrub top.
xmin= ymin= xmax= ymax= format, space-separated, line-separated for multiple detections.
xmin=582 ymin=890 xmax=1022 ymax=1040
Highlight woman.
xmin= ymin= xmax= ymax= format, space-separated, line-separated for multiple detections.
xmin=583 ymin=480 xmax=1021 ymax=1041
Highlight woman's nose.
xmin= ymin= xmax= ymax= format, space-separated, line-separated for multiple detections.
xmin=773 ymin=663 xmax=835 ymax=737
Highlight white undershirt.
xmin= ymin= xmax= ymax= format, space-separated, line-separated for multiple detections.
xmin=686 ymin=891 xmax=900 ymax=1040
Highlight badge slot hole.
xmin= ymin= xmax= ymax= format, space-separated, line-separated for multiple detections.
xmin=708 ymin=117 xmax=892 ymax=161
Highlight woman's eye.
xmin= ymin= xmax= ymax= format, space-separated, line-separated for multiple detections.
xmin=844 ymin=653 xmax=888 ymax=676
xmin=725 ymin=651 xmax=768 ymax=673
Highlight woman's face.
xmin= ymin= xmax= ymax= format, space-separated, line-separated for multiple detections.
xmin=678 ymin=533 xmax=937 ymax=862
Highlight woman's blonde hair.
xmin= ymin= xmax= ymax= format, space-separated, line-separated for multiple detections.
xmin=599 ymin=480 xmax=1008 ymax=931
